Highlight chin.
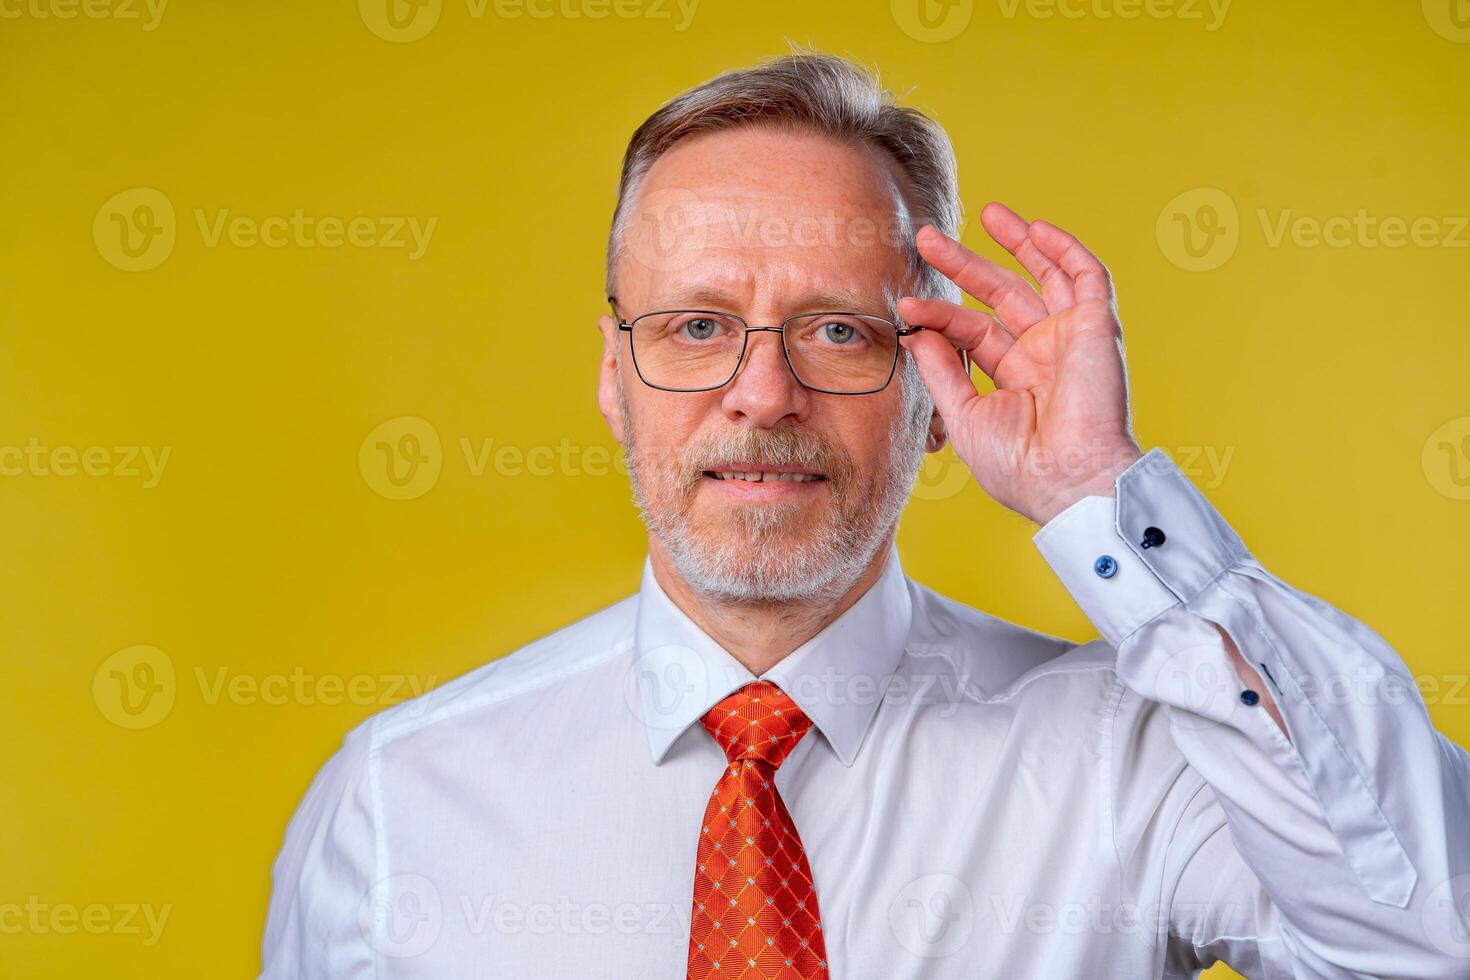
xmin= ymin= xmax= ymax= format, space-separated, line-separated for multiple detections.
xmin=664 ymin=522 xmax=877 ymax=604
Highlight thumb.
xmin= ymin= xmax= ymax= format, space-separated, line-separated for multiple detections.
xmin=901 ymin=329 xmax=980 ymax=427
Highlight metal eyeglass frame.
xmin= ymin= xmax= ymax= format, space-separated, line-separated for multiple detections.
xmin=607 ymin=296 xmax=945 ymax=396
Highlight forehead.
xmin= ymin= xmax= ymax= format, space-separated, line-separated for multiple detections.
xmin=616 ymin=125 xmax=915 ymax=311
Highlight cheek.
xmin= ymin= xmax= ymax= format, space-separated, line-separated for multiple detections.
xmin=831 ymin=402 xmax=898 ymax=467
xmin=628 ymin=392 xmax=719 ymax=452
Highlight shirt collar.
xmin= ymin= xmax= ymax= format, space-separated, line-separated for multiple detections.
xmin=632 ymin=542 xmax=913 ymax=768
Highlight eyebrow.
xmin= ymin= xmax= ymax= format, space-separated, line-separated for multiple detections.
xmin=647 ymin=285 xmax=894 ymax=319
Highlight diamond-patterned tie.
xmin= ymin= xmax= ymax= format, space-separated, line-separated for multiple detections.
xmin=686 ymin=681 xmax=829 ymax=980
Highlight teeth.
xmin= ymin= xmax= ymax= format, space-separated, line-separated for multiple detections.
xmin=712 ymin=471 xmax=819 ymax=483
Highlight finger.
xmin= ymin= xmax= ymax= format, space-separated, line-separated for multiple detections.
xmin=1026 ymin=219 xmax=1114 ymax=305
xmin=915 ymin=225 xmax=1049 ymax=333
xmin=898 ymin=296 xmax=1012 ymax=379
xmin=900 ymin=325 xmax=984 ymax=427
xmin=981 ymin=202 xmax=1075 ymax=313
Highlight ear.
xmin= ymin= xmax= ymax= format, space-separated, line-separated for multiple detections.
xmin=924 ymin=405 xmax=947 ymax=454
xmin=597 ymin=314 xmax=626 ymax=444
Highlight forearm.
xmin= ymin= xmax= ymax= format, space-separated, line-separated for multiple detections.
xmin=1034 ymin=449 xmax=1470 ymax=975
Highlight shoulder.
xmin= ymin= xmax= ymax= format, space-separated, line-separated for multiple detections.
xmin=274 ymin=587 xmax=641 ymax=825
xmin=361 ymin=590 xmax=641 ymax=751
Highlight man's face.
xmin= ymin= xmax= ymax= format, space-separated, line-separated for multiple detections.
xmin=598 ymin=125 xmax=940 ymax=602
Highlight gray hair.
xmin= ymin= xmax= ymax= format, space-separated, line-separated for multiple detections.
xmin=605 ymin=51 xmax=963 ymax=307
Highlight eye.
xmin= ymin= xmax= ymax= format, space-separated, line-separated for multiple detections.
xmin=680 ymin=317 xmax=721 ymax=341
xmin=815 ymin=319 xmax=864 ymax=345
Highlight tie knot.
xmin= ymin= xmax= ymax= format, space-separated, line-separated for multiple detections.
xmin=701 ymin=680 xmax=813 ymax=768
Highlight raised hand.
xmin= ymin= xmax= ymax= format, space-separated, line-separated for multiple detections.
xmin=898 ymin=202 xmax=1143 ymax=525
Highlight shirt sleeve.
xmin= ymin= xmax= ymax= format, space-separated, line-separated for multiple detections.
xmin=1032 ymin=448 xmax=1470 ymax=978
xmin=260 ymin=720 xmax=379 ymax=979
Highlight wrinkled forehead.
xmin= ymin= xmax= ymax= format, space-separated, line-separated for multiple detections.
xmin=614 ymin=126 xmax=918 ymax=314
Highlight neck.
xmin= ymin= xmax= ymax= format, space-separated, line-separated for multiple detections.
xmin=647 ymin=534 xmax=896 ymax=675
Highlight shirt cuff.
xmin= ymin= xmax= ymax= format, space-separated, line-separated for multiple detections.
xmin=1032 ymin=448 xmax=1249 ymax=646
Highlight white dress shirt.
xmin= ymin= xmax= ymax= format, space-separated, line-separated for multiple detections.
xmin=261 ymin=449 xmax=1470 ymax=979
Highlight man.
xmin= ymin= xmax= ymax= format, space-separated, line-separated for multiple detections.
xmin=262 ymin=54 xmax=1470 ymax=978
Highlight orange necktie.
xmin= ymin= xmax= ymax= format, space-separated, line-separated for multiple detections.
xmin=686 ymin=681 xmax=830 ymax=980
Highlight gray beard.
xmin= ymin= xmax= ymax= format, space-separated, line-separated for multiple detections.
xmin=618 ymin=356 xmax=931 ymax=604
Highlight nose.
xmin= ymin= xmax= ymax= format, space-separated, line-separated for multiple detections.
xmin=719 ymin=328 xmax=810 ymax=428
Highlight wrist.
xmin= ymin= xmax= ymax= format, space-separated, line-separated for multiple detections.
xmin=1028 ymin=442 xmax=1143 ymax=525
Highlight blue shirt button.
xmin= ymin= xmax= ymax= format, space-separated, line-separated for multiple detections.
xmin=1094 ymin=555 xmax=1118 ymax=579
xmin=1240 ymin=689 xmax=1260 ymax=706
xmin=1140 ymin=526 xmax=1166 ymax=549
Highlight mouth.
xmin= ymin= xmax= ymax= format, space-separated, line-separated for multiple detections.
xmin=699 ymin=464 xmax=828 ymax=494
xmin=703 ymin=468 xmax=826 ymax=483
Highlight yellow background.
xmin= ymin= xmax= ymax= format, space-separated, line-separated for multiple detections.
xmin=3 ymin=0 xmax=1467 ymax=976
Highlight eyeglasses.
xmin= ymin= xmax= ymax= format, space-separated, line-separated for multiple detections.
xmin=610 ymin=299 xmax=929 ymax=395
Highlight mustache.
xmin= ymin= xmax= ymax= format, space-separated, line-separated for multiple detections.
xmin=682 ymin=426 xmax=856 ymax=489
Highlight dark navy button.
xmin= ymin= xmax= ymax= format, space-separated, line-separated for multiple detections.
xmin=1094 ymin=555 xmax=1118 ymax=579
xmin=1240 ymin=689 xmax=1260 ymax=706
xmin=1140 ymin=526 xmax=1166 ymax=550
